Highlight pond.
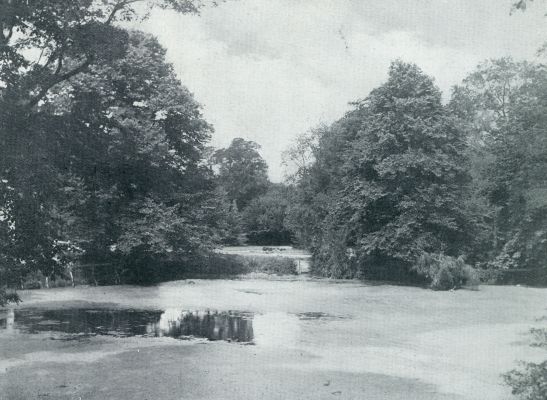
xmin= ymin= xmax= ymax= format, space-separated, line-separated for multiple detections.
xmin=0 ymin=308 xmax=255 ymax=343
xmin=1 ymin=279 xmax=546 ymax=400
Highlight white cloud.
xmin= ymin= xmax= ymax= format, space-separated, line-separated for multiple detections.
xmin=133 ymin=0 xmax=546 ymax=181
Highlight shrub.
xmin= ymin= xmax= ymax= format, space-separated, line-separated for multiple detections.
xmin=0 ymin=289 xmax=20 ymax=307
xmin=504 ymin=322 xmax=547 ymax=399
xmin=504 ymin=361 xmax=547 ymax=400
xmin=244 ymin=256 xmax=297 ymax=275
xmin=430 ymin=264 xmax=455 ymax=290
xmin=205 ymin=254 xmax=297 ymax=276
xmin=413 ymin=253 xmax=480 ymax=290
xmin=176 ymin=254 xmax=298 ymax=277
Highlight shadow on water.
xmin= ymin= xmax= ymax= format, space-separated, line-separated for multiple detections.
xmin=0 ymin=308 xmax=254 ymax=343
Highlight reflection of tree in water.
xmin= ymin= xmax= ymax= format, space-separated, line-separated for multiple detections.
xmin=150 ymin=310 xmax=254 ymax=342
xmin=0 ymin=308 xmax=254 ymax=343
xmin=2 ymin=308 xmax=163 ymax=336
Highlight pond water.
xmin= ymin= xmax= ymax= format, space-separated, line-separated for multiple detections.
xmin=1 ymin=281 xmax=546 ymax=400
xmin=0 ymin=308 xmax=254 ymax=343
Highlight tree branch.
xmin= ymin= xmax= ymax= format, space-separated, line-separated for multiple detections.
xmin=27 ymin=56 xmax=94 ymax=108
xmin=23 ymin=0 xmax=143 ymax=108
xmin=105 ymin=0 xmax=143 ymax=25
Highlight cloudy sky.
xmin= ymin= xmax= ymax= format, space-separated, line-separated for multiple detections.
xmin=134 ymin=0 xmax=546 ymax=181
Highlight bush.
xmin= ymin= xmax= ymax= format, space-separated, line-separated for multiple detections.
xmin=413 ymin=253 xmax=480 ymax=290
xmin=199 ymin=254 xmax=297 ymax=276
xmin=504 ymin=323 xmax=547 ymax=399
xmin=0 ymin=289 xmax=20 ymax=307
xmin=244 ymin=256 xmax=297 ymax=275
xmin=504 ymin=361 xmax=547 ymax=400
xmin=164 ymin=254 xmax=298 ymax=278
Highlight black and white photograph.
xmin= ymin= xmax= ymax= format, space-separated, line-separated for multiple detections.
xmin=1 ymin=0 xmax=547 ymax=399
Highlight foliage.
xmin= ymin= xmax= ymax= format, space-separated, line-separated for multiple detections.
xmin=165 ymin=253 xmax=297 ymax=277
xmin=0 ymin=0 xmax=212 ymax=108
xmin=288 ymin=61 xmax=473 ymax=281
xmin=210 ymin=254 xmax=297 ymax=276
xmin=452 ymin=59 xmax=547 ymax=283
xmin=0 ymin=289 xmax=20 ymax=307
xmin=211 ymin=186 xmax=244 ymax=245
xmin=413 ymin=253 xmax=480 ymax=290
xmin=212 ymin=138 xmax=270 ymax=210
xmin=0 ymin=0 xmax=219 ymax=302
xmin=1 ymin=30 xmax=221 ymax=287
xmin=504 ymin=324 xmax=547 ymax=400
xmin=286 ymin=58 xmax=546 ymax=286
xmin=504 ymin=361 xmax=547 ymax=400
xmin=282 ymin=126 xmax=322 ymax=183
xmin=57 ymin=31 xmax=220 ymax=284
xmin=243 ymin=255 xmax=297 ymax=275
xmin=241 ymin=184 xmax=293 ymax=245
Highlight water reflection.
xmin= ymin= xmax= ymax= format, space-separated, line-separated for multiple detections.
xmin=150 ymin=309 xmax=253 ymax=342
xmin=0 ymin=308 xmax=254 ymax=343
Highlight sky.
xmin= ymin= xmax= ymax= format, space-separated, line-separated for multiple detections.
xmin=133 ymin=0 xmax=547 ymax=181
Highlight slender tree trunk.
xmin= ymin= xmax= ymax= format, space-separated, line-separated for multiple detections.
xmin=68 ymin=268 xmax=75 ymax=287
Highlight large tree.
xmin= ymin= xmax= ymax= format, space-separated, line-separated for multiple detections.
xmin=0 ymin=30 xmax=224 ymax=288
xmin=213 ymin=138 xmax=270 ymax=210
xmin=452 ymin=58 xmax=547 ymax=282
xmin=289 ymin=61 xmax=473 ymax=280
xmin=0 ymin=1 xmax=220 ymax=301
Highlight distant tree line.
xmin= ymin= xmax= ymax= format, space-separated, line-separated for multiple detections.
xmin=210 ymin=138 xmax=294 ymax=245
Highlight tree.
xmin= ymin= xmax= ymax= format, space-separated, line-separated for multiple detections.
xmin=0 ymin=0 xmax=212 ymax=110
xmin=282 ymin=127 xmax=321 ymax=183
xmin=213 ymin=138 xmax=270 ymax=210
xmin=289 ymin=61 xmax=474 ymax=281
xmin=241 ymin=184 xmax=293 ymax=245
xmin=0 ymin=0 xmax=219 ymax=303
xmin=51 ymin=31 xmax=220 ymax=283
xmin=452 ymin=59 xmax=547 ymax=282
xmin=0 ymin=1 xmax=223 ymax=303
xmin=284 ymin=114 xmax=365 ymax=250
xmin=0 ymin=30 xmax=222 ymax=289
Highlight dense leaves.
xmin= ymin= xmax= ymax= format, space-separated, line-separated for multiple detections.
xmin=288 ymin=61 xmax=474 ymax=281
xmin=212 ymin=138 xmax=270 ymax=210
xmin=0 ymin=0 xmax=221 ymax=302
xmin=286 ymin=58 xmax=546 ymax=286
xmin=0 ymin=0 xmax=214 ymax=106
xmin=1 ymin=30 xmax=223 ymax=289
xmin=241 ymin=184 xmax=293 ymax=245
xmin=504 ymin=324 xmax=547 ymax=400
xmin=452 ymin=59 xmax=547 ymax=284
